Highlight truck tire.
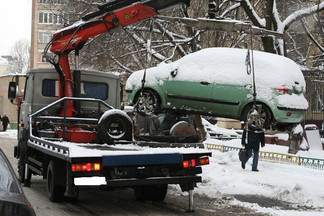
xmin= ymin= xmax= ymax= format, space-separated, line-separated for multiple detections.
xmin=18 ymin=143 xmax=31 ymax=187
xmin=47 ymin=160 xmax=66 ymax=202
xmin=134 ymin=184 xmax=168 ymax=201
xmin=98 ymin=110 xmax=133 ymax=144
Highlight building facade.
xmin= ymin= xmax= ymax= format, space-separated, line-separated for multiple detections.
xmin=30 ymin=0 xmax=66 ymax=69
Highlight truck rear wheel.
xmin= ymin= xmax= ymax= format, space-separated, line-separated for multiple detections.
xmin=47 ymin=160 xmax=66 ymax=202
xmin=98 ymin=110 xmax=133 ymax=144
xmin=134 ymin=184 xmax=168 ymax=201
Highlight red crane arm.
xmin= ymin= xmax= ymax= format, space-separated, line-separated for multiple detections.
xmin=50 ymin=3 xmax=158 ymax=54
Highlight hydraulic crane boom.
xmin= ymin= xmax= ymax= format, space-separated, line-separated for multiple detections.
xmin=46 ymin=0 xmax=190 ymax=116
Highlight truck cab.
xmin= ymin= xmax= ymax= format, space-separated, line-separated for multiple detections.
xmin=9 ymin=68 xmax=123 ymax=143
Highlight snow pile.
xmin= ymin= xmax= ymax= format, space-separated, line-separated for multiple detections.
xmin=198 ymin=148 xmax=324 ymax=215
xmin=202 ymin=118 xmax=240 ymax=139
xmin=0 ymin=130 xmax=17 ymax=138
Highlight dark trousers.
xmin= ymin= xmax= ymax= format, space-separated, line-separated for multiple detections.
xmin=243 ymin=149 xmax=259 ymax=170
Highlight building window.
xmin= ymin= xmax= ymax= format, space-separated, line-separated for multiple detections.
xmin=38 ymin=31 xmax=53 ymax=44
xmin=39 ymin=10 xmax=67 ymax=25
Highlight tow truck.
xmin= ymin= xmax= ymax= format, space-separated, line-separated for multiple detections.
xmin=8 ymin=0 xmax=211 ymax=211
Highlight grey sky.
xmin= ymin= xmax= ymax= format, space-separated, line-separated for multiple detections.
xmin=0 ymin=0 xmax=31 ymax=56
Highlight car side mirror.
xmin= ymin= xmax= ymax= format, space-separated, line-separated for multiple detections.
xmin=8 ymin=81 xmax=17 ymax=102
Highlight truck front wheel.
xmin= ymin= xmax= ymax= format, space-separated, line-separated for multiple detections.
xmin=47 ymin=160 xmax=66 ymax=202
xmin=18 ymin=143 xmax=31 ymax=187
xmin=134 ymin=184 xmax=168 ymax=201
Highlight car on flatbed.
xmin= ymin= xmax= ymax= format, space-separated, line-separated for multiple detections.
xmin=126 ymin=47 xmax=308 ymax=131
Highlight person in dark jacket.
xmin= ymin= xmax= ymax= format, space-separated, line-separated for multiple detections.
xmin=1 ymin=114 xmax=10 ymax=132
xmin=241 ymin=124 xmax=265 ymax=172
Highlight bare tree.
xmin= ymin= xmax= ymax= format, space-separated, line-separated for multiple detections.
xmin=9 ymin=40 xmax=30 ymax=74
xmin=216 ymin=0 xmax=324 ymax=67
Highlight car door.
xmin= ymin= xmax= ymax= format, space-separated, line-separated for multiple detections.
xmin=164 ymin=68 xmax=214 ymax=113
xmin=210 ymin=83 xmax=251 ymax=119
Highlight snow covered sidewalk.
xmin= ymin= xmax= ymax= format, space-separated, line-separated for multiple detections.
xmin=198 ymin=138 xmax=324 ymax=216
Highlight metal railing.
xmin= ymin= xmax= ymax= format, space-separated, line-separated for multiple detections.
xmin=29 ymin=97 xmax=113 ymax=141
xmin=205 ymin=143 xmax=324 ymax=170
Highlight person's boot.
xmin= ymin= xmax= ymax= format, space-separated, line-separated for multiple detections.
xmin=241 ymin=161 xmax=245 ymax=169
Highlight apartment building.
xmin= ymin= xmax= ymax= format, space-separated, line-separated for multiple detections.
xmin=30 ymin=0 xmax=66 ymax=69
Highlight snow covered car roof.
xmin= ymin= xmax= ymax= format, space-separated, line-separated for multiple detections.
xmin=126 ymin=47 xmax=305 ymax=90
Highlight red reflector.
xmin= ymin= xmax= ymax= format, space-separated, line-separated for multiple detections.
xmin=183 ymin=161 xmax=189 ymax=168
xmin=287 ymin=112 xmax=291 ymax=117
xmin=191 ymin=159 xmax=196 ymax=167
xmin=86 ymin=163 xmax=92 ymax=172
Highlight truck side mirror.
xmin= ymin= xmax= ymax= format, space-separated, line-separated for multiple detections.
xmin=8 ymin=81 xmax=17 ymax=102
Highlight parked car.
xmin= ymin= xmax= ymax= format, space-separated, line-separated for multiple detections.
xmin=0 ymin=148 xmax=36 ymax=216
xmin=126 ymin=47 xmax=308 ymax=131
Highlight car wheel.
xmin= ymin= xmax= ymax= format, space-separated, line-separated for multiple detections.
xmin=135 ymin=89 xmax=161 ymax=116
xmin=242 ymin=104 xmax=272 ymax=129
xmin=98 ymin=110 xmax=133 ymax=144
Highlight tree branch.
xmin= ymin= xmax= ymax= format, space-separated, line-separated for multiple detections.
xmin=283 ymin=2 xmax=324 ymax=31
xmin=301 ymin=19 xmax=324 ymax=53
xmin=240 ymin=0 xmax=265 ymax=27
xmin=220 ymin=3 xmax=240 ymax=18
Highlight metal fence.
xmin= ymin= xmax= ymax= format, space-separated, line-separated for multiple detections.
xmin=205 ymin=143 xmax=324 ymax=170
xmin=304 ymin=72 xmax=324 ymax=125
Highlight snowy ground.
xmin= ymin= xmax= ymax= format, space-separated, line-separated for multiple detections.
xmin=1 ymin=129 xmax=324 ymax=216
xmin=200 ymin=139 xmax=324 ymax=216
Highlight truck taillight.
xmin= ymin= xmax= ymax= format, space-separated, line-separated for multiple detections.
xmin=183 ymin=161 xmax=189 ymax=168
xmin=183 ymin=157 xmax=209 ymax=168
xmin=72 ymin=163 xmax=101 ymax=172
xmin=199 ymin=157 xmax=209 ymax=165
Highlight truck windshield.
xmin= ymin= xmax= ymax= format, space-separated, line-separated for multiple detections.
xmin=42 ymin=79 xmax=108 ymax=100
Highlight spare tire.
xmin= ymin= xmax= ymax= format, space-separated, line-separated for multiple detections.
xmin=98 ymin=109 xmax=133 ymax=144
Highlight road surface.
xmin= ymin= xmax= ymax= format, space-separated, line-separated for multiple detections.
xmin=1 ymin=135 xmax=269 ymax=216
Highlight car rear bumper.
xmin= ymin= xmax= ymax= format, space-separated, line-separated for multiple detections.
xmin=274 ymin=106 xmax=307 ymax=123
